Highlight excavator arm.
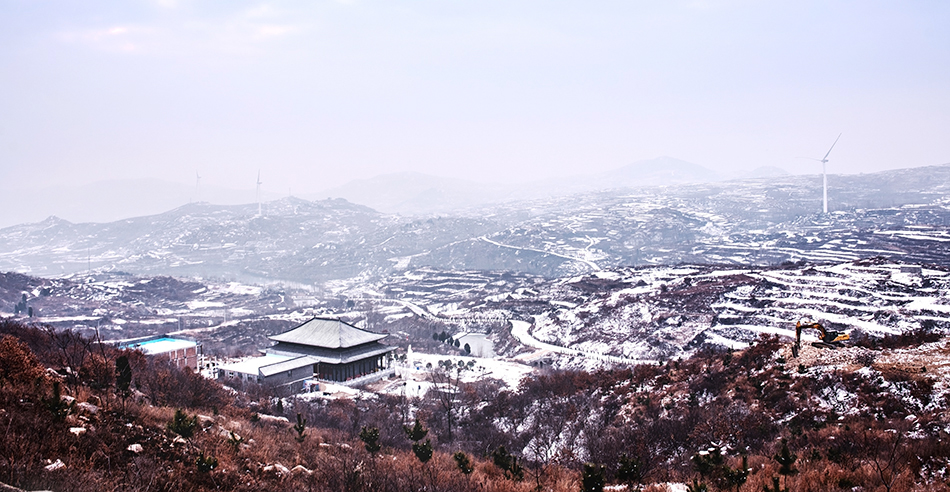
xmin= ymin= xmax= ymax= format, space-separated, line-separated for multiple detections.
xmin=795 ymin=321 xmax=850 ymax=353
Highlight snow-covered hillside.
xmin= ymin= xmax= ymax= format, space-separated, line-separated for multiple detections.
xmin=1 ymin=165 xmax=949 ymax=370
xmin=524 ymin=259 xmax=950 ymax=366
xmin=328 ymin=258 xmax=950 ymax=369
xmin=3 ymin=256 xmax=948 ymax=370
xmin=1 ymin=165 xmax=950 ymax=283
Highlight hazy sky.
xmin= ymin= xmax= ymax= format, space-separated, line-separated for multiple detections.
xmin=1 ymin=1 xmax=948 ymax=192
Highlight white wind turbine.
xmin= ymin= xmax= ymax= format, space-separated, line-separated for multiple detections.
xmin=195 ymin=171 xmax=202 ymax=202
xmin=256 ymin=170 xmax=263 ymax=216
xmin=804 ymin=133 xmax=841 ymax=214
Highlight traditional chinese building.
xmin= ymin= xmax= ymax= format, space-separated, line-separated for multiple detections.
xmin=218 ymin=317 xmax=395 ymax=390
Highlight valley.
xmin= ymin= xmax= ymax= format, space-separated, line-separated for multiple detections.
xmin=2 ymin=166 xmax=950 ymax=286
xmin=2 ymin=165 xmax=950 ymax=492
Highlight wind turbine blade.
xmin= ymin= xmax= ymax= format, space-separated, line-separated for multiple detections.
xmin=796 ymin=156 xmax=823 ymax=162
xmin=822 ymin=133 xmax=842 ymax=161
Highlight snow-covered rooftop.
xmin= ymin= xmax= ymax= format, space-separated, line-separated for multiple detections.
xmin=125 ymin=337 xmax=197 ymax=355
xmin=269 ymin=317 xmax=386 ymax=348
xmin=219 ymin=353 xmax=293 ymax=375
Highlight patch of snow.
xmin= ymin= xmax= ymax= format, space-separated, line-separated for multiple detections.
xmin=186 ymin=300 xmax=226 ymax=310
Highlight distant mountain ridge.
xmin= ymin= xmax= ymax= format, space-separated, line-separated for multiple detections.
xmin=314 ymin=158 xmax=796 ymax=216
xmin=315 ymin=157 xmax=732 ymax=215
xmin=596 ymin=156 xmax=723 ymax=187
xmin=1 ymin=164 xmax=949 ymax=285
xmin=0 ymin=157 xmax=763 ymax=227
xmin=308 ymin=172 xmax=510 ymax=216
xmin=0 ymin=178 xmax=286 ymax=228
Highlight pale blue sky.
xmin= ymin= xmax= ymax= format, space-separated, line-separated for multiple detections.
xmin=1 ymin=1 xmax=948 ymax=191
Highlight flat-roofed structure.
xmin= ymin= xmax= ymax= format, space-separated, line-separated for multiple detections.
xmin=121 ymin=337 xmax=202 ymax=370
xmin=218 ymin=353 xmax=316 ymax=387
xmin=217 ymin=317 xmax=395 ymax=390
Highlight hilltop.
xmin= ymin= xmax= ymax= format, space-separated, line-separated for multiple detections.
xmin=1 ymin=164 xmax=950 ymax=285
xmin=1 ymin=316 xmax=948 ymax=491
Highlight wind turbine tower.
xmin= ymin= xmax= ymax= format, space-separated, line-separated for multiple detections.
xmin=195 ymin=171 xmax=202 ymax=202
xmin=256 ymin=170 xmax=263 ymax=216
xmin=807 ymin=134 xmax=841 ymax=214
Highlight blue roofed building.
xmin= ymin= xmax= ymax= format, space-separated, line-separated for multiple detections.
xmin=120 ymin=336 xmax=202 ymax=370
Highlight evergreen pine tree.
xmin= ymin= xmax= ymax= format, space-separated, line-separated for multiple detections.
xmin=115 ymin=355 xmax=132 ymax=409
xmin=762 ymin=476 xmax=786 ymax=492
xmin=413 ymin=439 xmax=433 ymax=463
xmin=686 ymin=479 xmax=709 ymax=492
xmin=491 ymin=445 xmax=524 ymax=481
xmin=44 ymin=380 xmax=74 ymax=421
xmin=403 ymin=418 xmax=428 ymax=442
xmin=403 ymin=418 xmax=433 ymax=463
xmin=293 ymin=413 xmax=307 ymax=442
xmin=453 ymin=451 xmax=474 ymax=474
xmin=692 ymin=446 xmax=725 ymax=479
xmin=581 ymin=463 xmax=606 ymax=492
xmin=196 ymin=452 xmax=218 ymax=473
xmin=168 ymin=408 xmax=198 ymax=438
xmin=774 ymin=439 xmax=798 ymax=491
xmin=723 ymin=455 xmax=750 ymax=492
xmin=359 ymin=426 xmax=381 ymax=454
xmin=617 ymin=454 xmax=643 ymax=490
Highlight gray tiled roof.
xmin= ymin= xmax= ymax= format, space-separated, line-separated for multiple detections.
xmin=267 ymin=342 xmax=395 ymax=365
xmin=259 ymin=356 xmax=320 ymax=377
xmin=268 ymin=317 xmax=386 ymax=348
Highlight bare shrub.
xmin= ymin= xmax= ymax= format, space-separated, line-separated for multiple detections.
xmin=0 ymin=334 xmax=48 ymax=389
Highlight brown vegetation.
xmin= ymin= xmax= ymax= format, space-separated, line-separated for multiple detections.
xmin=0 ymin=319 xmax=948 ymax=491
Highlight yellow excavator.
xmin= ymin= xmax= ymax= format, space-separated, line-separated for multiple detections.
xmin=793 ymin=321 xmax=850 ymax=356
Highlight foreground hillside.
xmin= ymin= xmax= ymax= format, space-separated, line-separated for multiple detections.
xmin=1 ymin=318 xmax=949 ymax=491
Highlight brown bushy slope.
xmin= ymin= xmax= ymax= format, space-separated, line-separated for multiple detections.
xmin=0 ymin=320 xmax=551 ymax=491
xmin=1 ymin=318 xmax=949 ymax=491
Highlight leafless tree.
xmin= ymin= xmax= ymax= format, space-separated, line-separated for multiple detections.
xmin=863 ymin=420 xmax=918 ymax=492
xmin=517 ymin=373 xmax=584 ymax=491
xmin=426 ymin=360 xmax=472 ymax=443
xmin=44 ymin=325 xmax=93 ymax=391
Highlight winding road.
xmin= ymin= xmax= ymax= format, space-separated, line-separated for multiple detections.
xmin=479 ymin=236 xmax=601 ymax=271
xmin=508 ymin=320 xmax=658 ymax=365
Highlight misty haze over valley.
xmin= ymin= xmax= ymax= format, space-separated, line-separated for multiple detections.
xmin=0 ymin=156 xmax=783 ymax=227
